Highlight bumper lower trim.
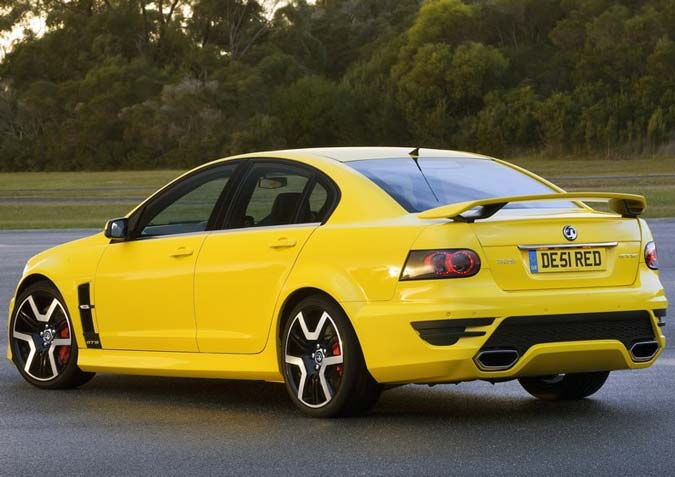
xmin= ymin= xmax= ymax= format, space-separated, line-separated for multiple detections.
xmin=411 ymin=318 xmax=495 ymax=346
xmin=477 ymin=310 xmax=655 ymax=370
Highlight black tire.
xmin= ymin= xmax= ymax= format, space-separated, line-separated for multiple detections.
xmin=518 ymin=371 xmax=610 ymax=401
xmin=9 ymin=281 xmax=95 ymax=389
xmin=281 ymin=295 xmax=381 ymax=417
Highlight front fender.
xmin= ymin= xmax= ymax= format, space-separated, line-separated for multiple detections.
xmin=7 ymin=233 xmax=109 ymax=359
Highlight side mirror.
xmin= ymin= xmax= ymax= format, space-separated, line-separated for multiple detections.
xmin=104 ymin=217 xmax=129 ymax=240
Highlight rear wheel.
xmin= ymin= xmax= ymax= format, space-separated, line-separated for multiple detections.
xmin=518 ymin=371 xmax=610 ymax=401
xmin=281 ymin=296 xmax=381 ymax=417
xmin=9 ymin=281 xmax=95 ymax=389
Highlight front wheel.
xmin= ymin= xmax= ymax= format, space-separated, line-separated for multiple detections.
xmin=9 ymin=281 xmax=95 ymax=389
xmin=518 ymin=371 xmax=610 ymax=401
xmin=281 ymin=296 xmax=381 ymax=417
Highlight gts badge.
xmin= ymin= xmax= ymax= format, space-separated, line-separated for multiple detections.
xmin=83 ymin=332 xmax=102 ymax=349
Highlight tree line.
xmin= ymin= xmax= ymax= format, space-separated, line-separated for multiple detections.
xmin=0 ymin=0 xmax=673 ymax=171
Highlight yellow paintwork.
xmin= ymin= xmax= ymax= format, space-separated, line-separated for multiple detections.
xmin=469 ymin=212 xmax=642 ymax=290
xmin=347 ymin=265 xmax=665 ymax=383
xmin=7 ymin=147 xmax=668 ymax=386
xmin=95 ymin=233 xmax=206 ymax=352
xmin=194 ymin=225 xmax=316 ymax=354
xmin=417 ymin=191 xmax=646 ymax=219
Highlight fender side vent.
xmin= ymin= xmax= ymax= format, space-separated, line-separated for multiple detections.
xmin=77 ymin=283 xmax=102 ymax=349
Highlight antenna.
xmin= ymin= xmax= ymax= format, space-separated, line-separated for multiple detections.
xmin=408 ymin=147 xmax=439 ymax=202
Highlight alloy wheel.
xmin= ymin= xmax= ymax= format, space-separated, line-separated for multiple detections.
xmin=284 ymin=308 xmax=344 ymax=408
xmin=11 ymin=292 xmax=73 ymax=382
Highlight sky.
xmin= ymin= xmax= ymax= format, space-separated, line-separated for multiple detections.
xmin=1 ymin=14 xmax=46 ymax=58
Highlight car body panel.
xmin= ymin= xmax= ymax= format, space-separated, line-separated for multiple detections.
xmin=348 ymin=265 xmax=666 ymax=383
xmin=285 ymin=216 xmax=426 ymax=303
xmin=7 ymin=233 xmax=109 ymax=360
xmin=94 ymin=233 xmax=207 ymax=352
xmin=468 ymin=212 xmax=642 ymax=290
xmin=194 ymin=224 xmax=317 ymax=354
xmin=76 ymin=345 xmax=283 ymax=382
xmin=7 ymin=147 xmax=668 ymax=387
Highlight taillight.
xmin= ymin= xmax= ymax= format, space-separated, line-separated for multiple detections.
xmin=645 ymin=241 xmax=658 ymax=270
xmin=400 ymin=249 xmax=481 ymax=280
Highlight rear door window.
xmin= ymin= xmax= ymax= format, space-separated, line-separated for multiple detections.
xmin=230 ymin=163 xmax=312 ymax=229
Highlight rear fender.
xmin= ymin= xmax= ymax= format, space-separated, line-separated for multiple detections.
xmin=406 ymin=221 xmax=486 ymax=266
xmin=287 ymin=219 xmax=427 ymax=302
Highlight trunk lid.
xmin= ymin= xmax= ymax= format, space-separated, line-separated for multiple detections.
xmin=469 ymin=209 xmax=641 ymax=291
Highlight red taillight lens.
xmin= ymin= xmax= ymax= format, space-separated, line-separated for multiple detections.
xmin=645 ymin=241 xmax=658 ymax=270
xmin=401 ymin=249 xmax=481 ymax=280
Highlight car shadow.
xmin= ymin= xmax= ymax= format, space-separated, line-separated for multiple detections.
xmin=7 ymin=373 xmax=647 ymax=425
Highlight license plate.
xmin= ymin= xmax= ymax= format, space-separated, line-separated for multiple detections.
xmin=529 ymin=248 xmax=606 ymax=273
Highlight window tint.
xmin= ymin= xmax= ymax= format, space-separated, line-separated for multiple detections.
xmin=232 ymin=163 xmax=312 ymax=228
xmin=139 ymin=165 xmax=235 ymax=237
xmin=307 ymin=182 xmax=330 ymax=222
xmin=348 ymin=158 xmax=575 ymax=212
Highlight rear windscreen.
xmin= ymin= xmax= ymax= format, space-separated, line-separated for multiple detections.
xmin=347 ymin=157 xmax=576 ymax=213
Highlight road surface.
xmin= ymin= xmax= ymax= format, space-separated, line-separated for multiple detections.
xmin=0 ymin=222 xmax=673 ymax=475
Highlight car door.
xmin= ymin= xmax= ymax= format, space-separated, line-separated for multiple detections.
xmin=194 ymin=160 xmax=338 ymax=354
xmin=94 ymin=162 xmax=241 ymax=352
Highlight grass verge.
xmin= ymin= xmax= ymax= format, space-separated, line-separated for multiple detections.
xmin=0 ymin=170 xmax=182 ymax=229
xmin=509 ymin=156 xmax=675 ymax=219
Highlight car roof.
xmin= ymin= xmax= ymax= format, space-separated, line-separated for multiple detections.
xmin=235 ymin=147 xmax=494 ymax=163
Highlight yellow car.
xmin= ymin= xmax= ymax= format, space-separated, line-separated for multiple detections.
xmin=7 ymin=147 xmax=667 ymax=417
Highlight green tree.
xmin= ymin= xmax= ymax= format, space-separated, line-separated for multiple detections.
xmin=1 ymin=0 xmax=674 ymax=170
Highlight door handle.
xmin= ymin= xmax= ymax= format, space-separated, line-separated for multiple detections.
xmin=169 ymin=246 xmax=194 ymax=258
xmin=269 ymin=238 xmax=297 ymax=249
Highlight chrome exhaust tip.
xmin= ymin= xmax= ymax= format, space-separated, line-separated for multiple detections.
xmin=474 ymin=349 xmax=520 ymax=371
xmin=629 ymin=341 xmax=659 ymax=362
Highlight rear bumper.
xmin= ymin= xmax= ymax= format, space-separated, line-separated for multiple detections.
xmin=344 ymin=267 xmax=667 ymax=384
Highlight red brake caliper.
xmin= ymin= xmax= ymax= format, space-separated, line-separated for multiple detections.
xmin=57 ymin=327 xmax=70 ymax=364
xmin=332 ymin=342 xmax=343 ymax=376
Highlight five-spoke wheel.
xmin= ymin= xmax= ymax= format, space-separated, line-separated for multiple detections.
xmin=10 ymin=281 xmax=94 ymax=389
xmin=284 ymin=307 xmax=345 ymax=408
xmin=281 ymin=296 xmax=381 ymax=417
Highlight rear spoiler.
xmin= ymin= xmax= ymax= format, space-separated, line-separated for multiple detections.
xmin=417 ymin=192 xmax=646 ymax=222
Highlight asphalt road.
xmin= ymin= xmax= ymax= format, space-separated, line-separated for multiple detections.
xmin=0 ymin=223 xmax=673 ymax=475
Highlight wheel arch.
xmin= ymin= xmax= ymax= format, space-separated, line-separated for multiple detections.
xmin=15 ymin=273 xmax=58 ymax=302
xmin=275 ymin=287 xmax=345 ymax=371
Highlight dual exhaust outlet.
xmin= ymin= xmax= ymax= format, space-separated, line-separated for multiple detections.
xmin=474 ymin=349 xmax=519 ymax=371
xmin=629 ymin=340 xmax=660 ymax=362
xmin=474 ymin=340 xmax=660 ymax=372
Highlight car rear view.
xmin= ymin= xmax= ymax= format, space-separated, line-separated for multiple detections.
xmin=346 ymin=152 xmax=667 ymax=399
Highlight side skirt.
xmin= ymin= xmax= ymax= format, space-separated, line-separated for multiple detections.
xmin=77 ymin=348 xmax=283 ymax=382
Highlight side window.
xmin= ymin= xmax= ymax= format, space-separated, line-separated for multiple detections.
xmin=307 ymin=182 xmax=330 ymax=222
xmin=137 ymin=164 xmax=236 ymax=237
xmin=232 ymin=163 xmax=313 ymax=229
